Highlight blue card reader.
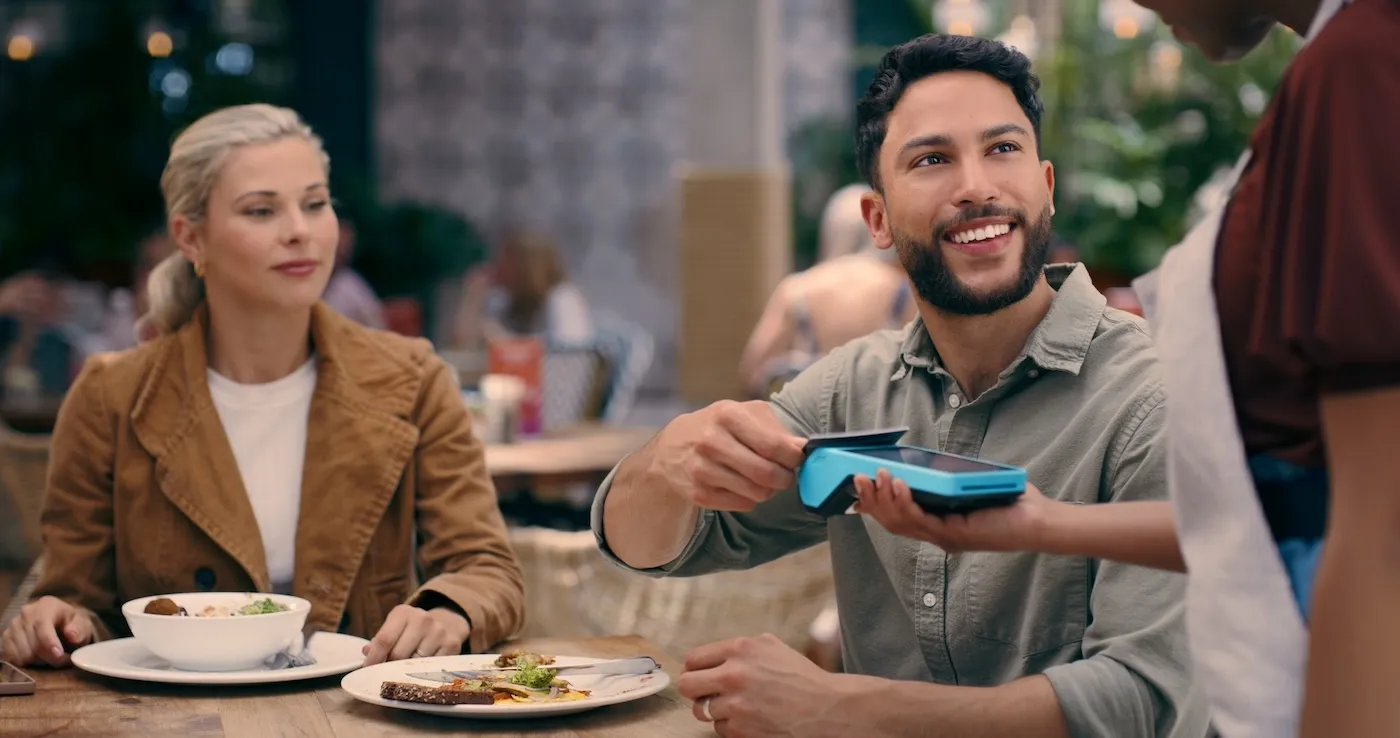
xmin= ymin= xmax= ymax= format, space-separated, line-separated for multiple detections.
xmin=797 ymin=427 xmax=1027 ymax=517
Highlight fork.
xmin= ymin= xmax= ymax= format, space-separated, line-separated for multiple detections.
xmin=406 ymin=656 xmax=660 ymax=683
xmin=267 ymin=624 xmax=319 ymax=670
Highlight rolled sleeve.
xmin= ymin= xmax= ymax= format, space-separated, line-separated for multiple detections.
xmin=1044 ymin=653 xmax=1182 ymax=737
xmin=589 ymin=464 xmax=740 ymax=577
xmin=1042 ymin=576 xmax=1208 ymax=738
xmin=1044 ymin=392 xmax=1210 ymax=737
xmin=589 ymin=350 xmax=840 ymax=577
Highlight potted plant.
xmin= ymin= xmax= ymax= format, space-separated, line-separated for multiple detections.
xmin=346 ymin=195 xmax=486 ymax=339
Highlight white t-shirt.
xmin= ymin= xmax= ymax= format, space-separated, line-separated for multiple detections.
xmin=207 ymin=357 xmax=318 ymax=594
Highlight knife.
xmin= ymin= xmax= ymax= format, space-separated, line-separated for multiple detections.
xmin=406 ymin=656 xmax=660 ymax=682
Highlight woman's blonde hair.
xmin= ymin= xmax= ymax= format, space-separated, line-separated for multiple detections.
xmin=499 ymin=230 xmax=567 ymax=334
xmin=137 ymin=104 xmax=329 ymax=339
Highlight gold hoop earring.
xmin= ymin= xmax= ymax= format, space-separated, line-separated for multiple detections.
xmin=194 ymin=261 xmax=205 ymax=279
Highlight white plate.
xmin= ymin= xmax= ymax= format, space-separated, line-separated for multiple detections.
xmin=71 ymin=632 xmax=370 ymax=685
xmin=340 ymin=654 xmax=671 ymax=719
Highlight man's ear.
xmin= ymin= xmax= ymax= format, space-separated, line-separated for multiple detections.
xmin=861 ymin=189 xmax=893 ymax=250
xmin=1043 ymin=159 xmax=1056 ymax=216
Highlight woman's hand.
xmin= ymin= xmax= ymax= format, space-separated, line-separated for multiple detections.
xmin=0 ymin=596 xmax=95 ymax=667
xmin=361 ymin=604 xmax=471 ymax=666
xmin=853 ymin=468 xmax=1058 ymax=553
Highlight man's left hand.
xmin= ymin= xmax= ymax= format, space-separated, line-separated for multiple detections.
xmin=677 ymin=633 xmax=866 ymax=738
xmin=361 ymin=605 xmax=471 ymax=665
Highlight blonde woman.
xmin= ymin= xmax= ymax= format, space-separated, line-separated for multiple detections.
xmin=452 ymin=229 xmax=593 ymax=349
xmin=0 ymin=104 xmax=525 ymax=668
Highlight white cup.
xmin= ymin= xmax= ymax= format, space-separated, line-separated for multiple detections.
xmin=479 ymin=374 xmax=526 ymax=443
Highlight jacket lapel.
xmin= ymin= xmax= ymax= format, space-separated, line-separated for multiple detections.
xmin=291 ymin=304 xmax=421 ymax=629
xmin=130 ymin=305 xmax=271 ymax=590
xmin=130 ymin=304 xmax=424 ymax=628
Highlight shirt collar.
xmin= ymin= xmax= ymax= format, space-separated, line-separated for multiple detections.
xmin=1304 ymin=0 xmax=1349 ymax=43
xmin=895 ymin=263 xmax=1107 ymax=379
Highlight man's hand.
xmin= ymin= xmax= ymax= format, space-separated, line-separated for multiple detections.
xmin=361 ymin=605 xmax=471 ymax=665
xmin=646 ymin=400 xmax=807 ymax=513
xmin=853 ymin=469 xmax=1056 ymax=553
xmin=602 ymin=399 xmax=807 ymax=570
xmin=676 ymin=634 xmax=867 ymax=738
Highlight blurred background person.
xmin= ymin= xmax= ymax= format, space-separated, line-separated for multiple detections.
xmin=452 ymin=229 xmax=594 ymax=349
xmin=740 ymin=183 xmax=914 ymax=398
xmin=321 ymin=217 xmax=386 ymax=329
xmin=83 ymin=225 xmax=177 ymax=353
xmin=815 ymin=182 xmax=879 ymax=261
xmin=132 ymin=225 xmax=178 ymax=321
xmin=0 ymin=270 xmax=76 ymax=401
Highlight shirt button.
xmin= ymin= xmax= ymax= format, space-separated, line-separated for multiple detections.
xmin=948 ymin=394 xmax=962 ymax=408
xmin=922 ymin=593 xmax=937 ymax=607
xmin=1028 ymin=369 xmax=1040 ymax=379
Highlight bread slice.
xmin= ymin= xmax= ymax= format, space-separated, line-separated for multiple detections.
xmin=379 ymin=681 xmax=495 ymax=706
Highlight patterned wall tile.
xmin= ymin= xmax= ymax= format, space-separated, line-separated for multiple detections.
xmin=785 ymin=0 xmax=854 ymax=131
xmin=375 ymin=0 xmax=851 ymax=392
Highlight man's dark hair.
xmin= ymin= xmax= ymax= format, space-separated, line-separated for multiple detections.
xmin=856 ymin=34 xmax=1044 ymax=191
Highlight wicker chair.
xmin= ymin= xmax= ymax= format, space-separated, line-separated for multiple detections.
xmin=589 ymin=311 xmax=654 ymax=425
xmin=507 ymin=527 xmax=835 ymax=657
xmin=0 ymin=555 xmax=42 ymax=633
xmin=0 ymin=422 xmax=51 ymax=564
xmin=540 ymin=348 xmax=609 ymax=430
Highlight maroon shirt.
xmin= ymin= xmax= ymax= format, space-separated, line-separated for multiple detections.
xmin=1214 ymin=0 xmax=1400 ymax=468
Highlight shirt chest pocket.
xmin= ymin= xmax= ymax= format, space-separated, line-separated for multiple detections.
xmin=960 ymin=551 xmax=1089 ymax=657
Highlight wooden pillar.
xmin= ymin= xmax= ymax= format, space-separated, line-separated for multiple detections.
xmin=676 ymin=0 xmax=791 ymax=405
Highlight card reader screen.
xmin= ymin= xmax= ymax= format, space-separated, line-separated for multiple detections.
xmin=854 ymin=447 xmax=1007 ymax=473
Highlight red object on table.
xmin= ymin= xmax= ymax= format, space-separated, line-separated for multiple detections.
xmin=382 ymin=298 xmax=422 ymax=337
xmin=487 ymin=337 xmax=545 ymax=436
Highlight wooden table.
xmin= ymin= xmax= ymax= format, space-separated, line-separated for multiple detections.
xmin=485 ymin=425 xmax=656 ymax=488
xmin=0 ymin=635 xmax=709 ymax=738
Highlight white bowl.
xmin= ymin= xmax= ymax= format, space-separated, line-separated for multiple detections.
xmin=121 ymin=592 xmax=310 ymax=672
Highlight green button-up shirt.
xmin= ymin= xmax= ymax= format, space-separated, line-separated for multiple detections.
xmin=592 ymin=264 xmax=1209 ymax=737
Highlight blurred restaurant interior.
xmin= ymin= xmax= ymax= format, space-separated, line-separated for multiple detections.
xmin=0 ymin=0 xmax=1302 ymax=674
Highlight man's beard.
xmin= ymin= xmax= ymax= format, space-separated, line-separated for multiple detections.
xmin=893 ymin=203 xmax=1053 ymax=316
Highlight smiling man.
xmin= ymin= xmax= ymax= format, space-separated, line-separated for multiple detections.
xmin=590 ymin=34 xmax=1207 ymax=737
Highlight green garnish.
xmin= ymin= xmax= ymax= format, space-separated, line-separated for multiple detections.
xmin=235 ymin=597 xmax=289 ymax=615
xmin=508 ymin=661 xmax=557 ymax=689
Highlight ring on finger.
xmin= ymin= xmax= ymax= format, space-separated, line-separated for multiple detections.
xmin=699 ymin=696 xmax=714 ymax=722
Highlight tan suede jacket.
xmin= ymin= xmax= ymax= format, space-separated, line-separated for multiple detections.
xmin=31 ymin=302 xmax=525 ymax=653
